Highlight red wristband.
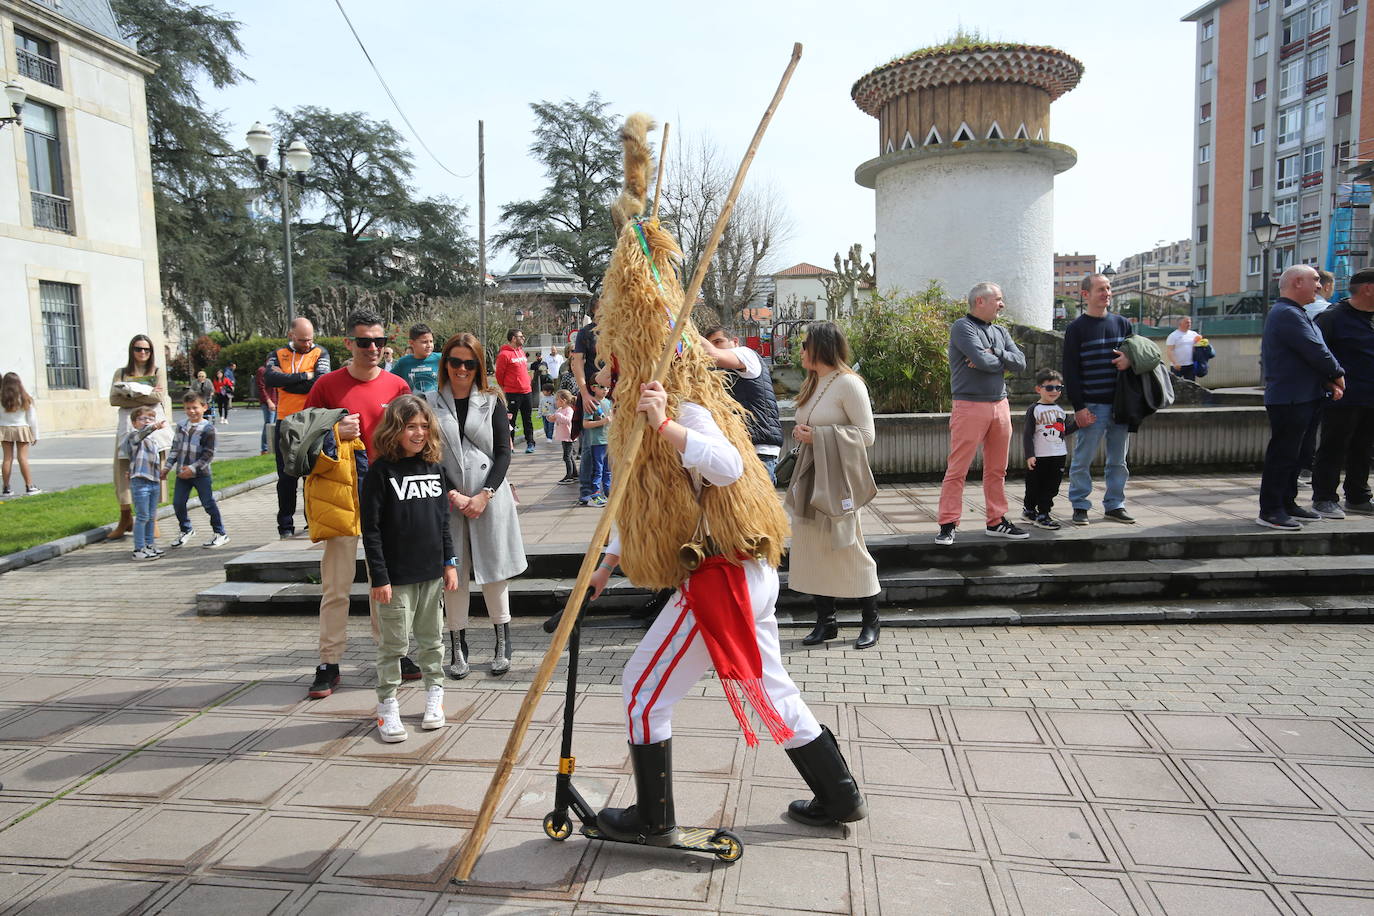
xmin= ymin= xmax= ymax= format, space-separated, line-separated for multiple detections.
xmin=657 ymin=418 xmax=671 ymax=434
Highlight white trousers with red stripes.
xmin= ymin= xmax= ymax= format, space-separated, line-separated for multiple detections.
xmin=621 ymin=559 xmax=821 ymax=749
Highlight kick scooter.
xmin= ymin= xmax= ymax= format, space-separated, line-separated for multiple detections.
xmin=538 ymin=603 xmax=744 ymax=863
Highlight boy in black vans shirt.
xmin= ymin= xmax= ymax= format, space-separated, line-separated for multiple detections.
xmin=360 ymin=394 xmax=458 ymax=743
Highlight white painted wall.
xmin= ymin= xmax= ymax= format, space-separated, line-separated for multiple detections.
xmin=874 ymin=151 xmax=1057 ymax=328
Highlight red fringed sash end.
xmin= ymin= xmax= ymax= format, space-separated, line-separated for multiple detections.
xmin=681 ymin=556 xmax=796 ymax=747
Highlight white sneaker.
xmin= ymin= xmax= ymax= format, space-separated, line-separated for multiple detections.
xmin=375 ymin=697 xmax=407 ymax=743
xmin=422 ymin=685 xmax=446 ymax=730
xmin=203 ymin=532 xmax=230 ymax=548
xmin=132 ymin=547 xmax=161 ymax=561
xmin=171 ymin=529 xmax=194 ymax=548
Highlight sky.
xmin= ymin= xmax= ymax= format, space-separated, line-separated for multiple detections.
xmin=204 ymin=0 xmax=1204 ymax=276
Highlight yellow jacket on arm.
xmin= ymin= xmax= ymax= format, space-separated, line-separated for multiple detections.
xmin=304 ymin=424 xmax=363 ymax=541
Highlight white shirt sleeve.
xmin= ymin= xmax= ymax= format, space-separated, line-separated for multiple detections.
xmin=730 ymin=346 xmax=763 ymax=380
xmin=677 ymin=402 xmax=744 ymax=487
xmin=606 ymin=402 xmax=742 ymax=561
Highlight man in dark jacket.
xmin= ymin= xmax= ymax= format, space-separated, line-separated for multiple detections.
xmin=701 ymin=326 xmax=783 ymax=482
xmin=1258 ymin=265 xmax=1345 ymax=530
xmin=1311 ymin=268 xmax=1374 ymax=518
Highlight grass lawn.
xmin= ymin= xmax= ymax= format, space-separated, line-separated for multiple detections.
xmin=0 ymin=454 xmax=276 ymax=556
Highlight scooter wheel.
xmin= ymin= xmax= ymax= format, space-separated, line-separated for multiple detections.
xmin=543 ymin=812 xmax=573 ymax=841
xmin=711 ymin=830 xmax=743 ymax=862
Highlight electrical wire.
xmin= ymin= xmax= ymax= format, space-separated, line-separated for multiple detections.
xmin=330 ymin=0 xmax=476 ymax=180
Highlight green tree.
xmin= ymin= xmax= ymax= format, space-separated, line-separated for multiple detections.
xmin=495 ymin=94 xmax=620 ymax=294
xmin=272 ymin=106 xmax=476 ymax=299
xmin=114 ymin=0 xmax=279 ymax=341
xmin=843 ymin=284 xmax=966 ymax=413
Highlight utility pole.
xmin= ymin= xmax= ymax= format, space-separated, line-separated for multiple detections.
xmin=478 ymin=120 xmax=487 ymax=352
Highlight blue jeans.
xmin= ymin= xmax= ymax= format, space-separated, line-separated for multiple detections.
xmin=758 ymin=454 xmax=778 ymax=485
xmin=260 ymin=404 xmax=276 ymax=453
xmin=543 ymin=419 xmax=555 ymax=440
xmin=580 ymin=443 xmax=609 ymax=500
xmin=130 ymin=477 xmax=159 ymax=551
xmin=1067 ymin=402 xmax=1130 ymax=511
xmin=173 ymin=474 xmax=225 ymax=535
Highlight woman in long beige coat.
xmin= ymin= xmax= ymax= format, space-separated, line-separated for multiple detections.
xmin=785 ymin=321 xmax=880 ymax=649
xmin=107 ymin=335 xmax=171 ymax=539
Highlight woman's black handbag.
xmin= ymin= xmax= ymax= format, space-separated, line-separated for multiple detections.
xmin=774 ymin=447 xmax=799 ymax=488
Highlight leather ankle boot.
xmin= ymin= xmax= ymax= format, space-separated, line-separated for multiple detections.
xmin=855 ymin=597 xmax=880 ymax=650
xmin=446 ymin=630 xmax=469 ymax=679
xmin=784 ymin=725 xmax=868 ymax=826
xmin=597 ymin=739 xmax=680 ymax=846
xmin=107 ymin=505 xmax=133 ymax=540
xmin=802 ymin=596 xmax=838 ymax=646
xmin=490 ymin=623 xmax=511 ymax=675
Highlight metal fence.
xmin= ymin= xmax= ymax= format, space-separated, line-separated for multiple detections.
xmin=31 ymin=191 xmax=71 ymax=233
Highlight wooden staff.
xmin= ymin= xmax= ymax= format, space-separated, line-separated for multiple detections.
xmin=651 ymin=121 xmax=670 ymax=220
xmin=452 ymin=41 xmax=803 ymax=884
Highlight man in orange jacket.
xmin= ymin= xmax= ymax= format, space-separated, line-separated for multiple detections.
xmin=264 ymin=318 xmax=331 ymax=538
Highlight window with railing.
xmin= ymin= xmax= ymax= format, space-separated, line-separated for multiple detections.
xmin=23 ymin=102 xmax=71 ymax=234
xmin=1282 ymin=10 xmax=1307 ymax=43
xmin=13 ymin=30 xmax=59 ymax=88
xmin=40 ymin=281 xmax=85 ymax=390
xmin=1277 ymin=153 xmax=1302 ymax=190
xmin=1302 ymin=141 xmax=1324 ymax=174
xmin=1279 ymin=58 xmax=1305 ymax=102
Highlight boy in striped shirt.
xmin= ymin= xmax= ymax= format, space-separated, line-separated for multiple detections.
xmin=161 ymin=391 xmax=228 ymax=548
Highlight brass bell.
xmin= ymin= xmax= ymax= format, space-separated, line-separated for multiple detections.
xmin=679 ymin=540 xmax=707 ymax=571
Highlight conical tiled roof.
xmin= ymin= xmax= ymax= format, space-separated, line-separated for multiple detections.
xmin=852 ymin=44 xmax=1083 ymax=117
xmin=496 ymin=256 xmax=592 ymax=297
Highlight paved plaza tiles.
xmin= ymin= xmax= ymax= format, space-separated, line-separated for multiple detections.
xmin=0 ymin=448 xmax=1372 ymax=913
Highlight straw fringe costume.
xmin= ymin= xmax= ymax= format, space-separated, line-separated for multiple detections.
xmin=593 ymin=114 xmax=867 ymax=845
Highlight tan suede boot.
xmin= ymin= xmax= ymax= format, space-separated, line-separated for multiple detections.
xmin=107 ymin=506 xmax=133 ymax=540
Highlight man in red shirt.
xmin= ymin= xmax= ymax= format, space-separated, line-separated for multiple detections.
xmin=495 ymin=327 xmax=536 ymax=454
xmin=303 ymin=310 xmax=411 ymax=698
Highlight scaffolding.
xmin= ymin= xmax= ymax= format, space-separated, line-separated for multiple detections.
xmin=1327 ymin=182 xmax=1371 ymax=300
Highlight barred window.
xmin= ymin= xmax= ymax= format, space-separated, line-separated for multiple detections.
xmin=40 ymin=281 xmax=85 ymax=389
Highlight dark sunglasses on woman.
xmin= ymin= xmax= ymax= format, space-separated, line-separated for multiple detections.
xmin=446 ymin=357 xmax=480 ymax=371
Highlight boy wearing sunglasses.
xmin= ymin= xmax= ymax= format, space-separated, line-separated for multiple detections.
xmin=1021 ymin=368 xmax=1078 ymax=530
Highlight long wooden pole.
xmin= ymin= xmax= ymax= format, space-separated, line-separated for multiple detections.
xmin=651 ymin=122 xmax=670 ymax=221
xmin=452 ymin=42 xmax=802 ymax=884
xmin=477 ymin=120 xmax=487 ymax=349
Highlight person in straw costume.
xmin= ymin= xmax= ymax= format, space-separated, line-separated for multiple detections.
xmin=587 ymin=113 xmax=868 ymax=845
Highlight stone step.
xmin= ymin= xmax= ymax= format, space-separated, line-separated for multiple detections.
xmin=195 ymin=554 xmax=1374 ymax=619
xmin=220 ymin=524 xmax=1374 ymax=584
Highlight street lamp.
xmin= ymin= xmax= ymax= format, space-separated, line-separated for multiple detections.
xmin=1252 ymin=210 xmax=1280 ymax=314
xmin=1185 ymin=279 xmax=1199 ymax=322
xmin=0 ymin=81 xmax=27 ymax=128
xmin=246 ymin=122 xmax=312 ymax=322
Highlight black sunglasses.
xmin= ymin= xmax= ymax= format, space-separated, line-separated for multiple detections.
xmin=1041 ymin=384 xmax=1064 ymax=391
xmin=446 ymin=357 xmax=480 ymax=371
xmin=132 ymin=346 xmax=152 ymax=353
xmin=352 ymin=336 xmax=387 ymax=349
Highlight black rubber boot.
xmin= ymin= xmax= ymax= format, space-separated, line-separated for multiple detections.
xmin=802 ymin=595 xmax=838 ymax=646
xmin=597 ymin=739 xmax=680 ymax=846
xmin=784 ymin=725 xmax=869 ymax=826
xmin=445 ymin=630 xmax=469 ymax=680
xmin=491 ymin=623 xmax=511 ymax=675
xmin=855 ymin=596 xmax=880 ymax=650
xmin=631 ymin=588 xmax=675 ymax=622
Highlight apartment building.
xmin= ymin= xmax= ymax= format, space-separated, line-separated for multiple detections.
xmin=1053 ymin=252 xmax=1098 ymax=298
xmin=1185 ymin=0 xmax=1372 ymax=299
xmin=1 ymin=0 xmax=161 ymax=433
xmin=1114 ymin=240 xmax=1196 ymax=297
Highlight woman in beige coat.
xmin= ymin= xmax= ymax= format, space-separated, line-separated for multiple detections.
xmin=107 ymin=335 xmax=171 ymax=539
xmin=785 ymin=321 xmax=880 ymax=649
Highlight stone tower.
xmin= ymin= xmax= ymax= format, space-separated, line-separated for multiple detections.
xmin=851 ymin=42 xmax=1084 ymax=328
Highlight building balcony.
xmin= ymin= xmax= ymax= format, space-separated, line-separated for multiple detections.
xmin=1306 ymin=74 xmax=1329 ymax=94
xmin=16 ymin=49 xmax=60 ymax=88
xmin=1308 ymin=26 xmax=1331 ymax=46
xmin=1301 ymin=171 xmax=1324 ymax=189
xmin=31 ymin=191 xmax=72 ymax=234
xmin=1280 ymin=39 xmax=1306 ymax=58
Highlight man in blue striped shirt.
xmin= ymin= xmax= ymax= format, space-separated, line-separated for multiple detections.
xmin=1062 ymin=273 xmax=1135 ymax=525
